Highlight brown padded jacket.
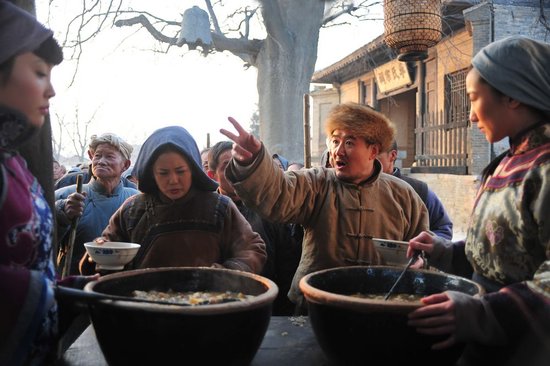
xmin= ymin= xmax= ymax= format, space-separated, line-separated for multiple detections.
xmin=79 ymin=187 xmax=266 ymax=275
xmin=226 ymin=145 xmax=429 ymax=306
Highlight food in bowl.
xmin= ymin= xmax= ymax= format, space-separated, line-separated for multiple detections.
xmin=83 ymin=241 xmax=140 ymax=270
xmin=351 ymin=292 xmax=423 ymax=302
xmin=131 ymin=289 xmax=255 ymax=305
xmin=300 ymin=266 xmax=484 ymax=366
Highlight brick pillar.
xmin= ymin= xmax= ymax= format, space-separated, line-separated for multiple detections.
xmin=463 ymin=2 xmax=494 ymax=176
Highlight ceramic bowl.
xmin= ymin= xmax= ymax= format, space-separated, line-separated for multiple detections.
xmin=69 ymin=267 xmax=278 ymax=365
xmin=84 ymin=242 xmax=141 ymax=270
xmin=300 ymin=265 xmax=485 ymax=366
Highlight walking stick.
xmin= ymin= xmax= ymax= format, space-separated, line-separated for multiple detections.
xmin=61 ymin=174 xmax=83 ymax=278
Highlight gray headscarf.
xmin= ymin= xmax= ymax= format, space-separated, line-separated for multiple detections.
xmin=0 ymin=1 xmax=53 ymax=65
xmin=472 ymin=35 xmax=550 ymax=113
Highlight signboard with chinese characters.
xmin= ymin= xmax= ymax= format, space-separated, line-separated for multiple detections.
xmin=374 ymin=60 xmax=412 ymax=94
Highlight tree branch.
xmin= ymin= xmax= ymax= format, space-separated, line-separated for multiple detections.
xmin=211 ymin=33 xmax=263 ymax=57
xmin=322 ymin=0 xmax=382 ymax=26
xmin=114 ymin=13 xmax=262 ymax=63
xmin=204 ymin=0 xmax=222 ymax=34
xmin=115 ymin=15 xmax=178 ymax=45
xmin=259 ymin=0 xmax=292 ymax=46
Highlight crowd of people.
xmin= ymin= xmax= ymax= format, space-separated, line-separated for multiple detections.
xmin=1 ymin=1 xmax=548 ymax=365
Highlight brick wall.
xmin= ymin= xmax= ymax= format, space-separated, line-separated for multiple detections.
xmin=406 ymin=172 xmax=480 ymax=240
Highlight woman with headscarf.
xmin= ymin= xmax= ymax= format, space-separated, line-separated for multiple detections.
xmin=80 ymin=126 xmax=266 ymax=274
xmin=0 ymin=2 xmax=97 ymax=364
xmin=407 ymin=35 xmax=550 ymax=365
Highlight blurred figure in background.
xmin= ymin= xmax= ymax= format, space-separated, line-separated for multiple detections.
xmin=272 ymin=153 xmax=289 ymax=171
xmin=122 ymin=165 xmax=138 ymax=186
xmin=288 ymin=161 xmax=304 ymax=171
xmin=377 ymin=140 xmax=453 ymax=239
xmin=200 ymin=146 xmax=211 ymax=172
xmin=208 ymin=141 xmax=300 ymax=315
xmin=53 ymin=159 xmax=65 ymax=182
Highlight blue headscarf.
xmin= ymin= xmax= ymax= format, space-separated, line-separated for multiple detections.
xmin=133 ymin=126 xmax=218 ymax=194
xmin=272 ymin=153 xmax=289 ymax=171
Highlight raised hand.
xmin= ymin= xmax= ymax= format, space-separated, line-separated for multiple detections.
xmin=220 ymin=116 xmax=262 ymax=166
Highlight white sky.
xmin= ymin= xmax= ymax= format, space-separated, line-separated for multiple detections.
xmin=37 ymin=1 xmax=384 ymax=161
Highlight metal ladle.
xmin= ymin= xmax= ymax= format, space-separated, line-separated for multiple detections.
xmin=384 ymin=251 xmax=420 ymax=300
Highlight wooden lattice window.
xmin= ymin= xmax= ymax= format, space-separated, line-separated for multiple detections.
xmin=444 ymin=68 xmax=470 ymax=128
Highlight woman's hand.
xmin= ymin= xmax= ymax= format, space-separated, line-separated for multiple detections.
xmin=93 ymin=237 xmax=107 ymax=245
xmin=220 ymin=117 xmax=262 ymax=166
xmin=408 ymin=231 xmax=436 ymax=257
xmin=408 ymin=292 xmax=458 ymax=350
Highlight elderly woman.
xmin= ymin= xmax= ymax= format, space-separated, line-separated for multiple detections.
xmin=407 ymin=36 xmax=550 ymax=365
xmin=80 ymin=126 xmax=266 ymax=274
xmin=55 ymin=133 xmax=139 ymax=276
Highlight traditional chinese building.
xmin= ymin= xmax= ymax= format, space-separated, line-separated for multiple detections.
xmin=309 ymin=0 xmax=549 ymax=236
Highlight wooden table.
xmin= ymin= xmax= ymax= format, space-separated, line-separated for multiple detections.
xmin=57 ymin=316 xmax=335 ymax=365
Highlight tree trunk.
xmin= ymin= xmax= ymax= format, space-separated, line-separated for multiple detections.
xmin=256 ymin=1 xmax=324 ymax=163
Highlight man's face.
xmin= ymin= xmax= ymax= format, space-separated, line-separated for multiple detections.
xmin=211 ymin=149 xmax=238 ymax=199
xmin=90 ymin=144 xmax=129 ymax=181
xmin=328 ymin=129 xmax=378 ymax=185
xmin=376 ymin=149 xmax=397 ymax=174
xmin=53 ymin=162 xmax=64 ymax=180
xmin=201 ymin=150 xmax=210 ymax=172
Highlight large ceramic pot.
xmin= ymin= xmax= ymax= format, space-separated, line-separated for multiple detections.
xmin=299 ymin=266 xmax=484 ymax=366
xmin=62 ymin=267 xmax=278 ymax=366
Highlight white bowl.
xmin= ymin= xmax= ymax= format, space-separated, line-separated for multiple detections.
xmin=84 ymin=242 xmax=141 ymax=270
xmin=371 ymin=238 xmax=409 ymax=266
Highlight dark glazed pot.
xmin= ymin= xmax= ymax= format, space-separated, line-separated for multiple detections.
xmin=81 ymin=267 xmax=278 ymax=366
xmin=299 ymin=266 xmax=484 ymax=366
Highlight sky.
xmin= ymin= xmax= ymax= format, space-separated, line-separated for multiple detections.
xmin=37 ymin=1 xmax=384 ymax=162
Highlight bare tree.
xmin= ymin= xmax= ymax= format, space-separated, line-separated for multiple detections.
xmin=52 ymin=112 xmax=66 ymax=161
xmin=51 ymin=107 xmax=98 ymax=162
xmin=56 ymin=0 xmax=382 ymax=163
xmin=69 ymin=107 xmax=97 ymax=161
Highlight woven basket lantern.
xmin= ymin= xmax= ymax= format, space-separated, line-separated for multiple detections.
xmin=384 ymin=0 xmax=443 ymax=61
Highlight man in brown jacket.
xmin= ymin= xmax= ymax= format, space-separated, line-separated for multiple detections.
xmin=221 ymin=102 xmax=429 ymax=312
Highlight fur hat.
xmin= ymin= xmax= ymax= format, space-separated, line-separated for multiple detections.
xmin=324 ymin=102 xmax=395 ymax=153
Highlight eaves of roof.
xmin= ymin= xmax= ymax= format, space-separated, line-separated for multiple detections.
xmin=312 ymin=34 xmax=395 ymax=84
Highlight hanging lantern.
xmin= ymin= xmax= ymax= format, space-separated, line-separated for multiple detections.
xmin=177 ymin=6 xmax=213 ymax=55
xmin=384 ymin=0 xmax=443 ymax=62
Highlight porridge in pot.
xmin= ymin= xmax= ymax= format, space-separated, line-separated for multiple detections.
xmin=132 ymin=289 xmax=255 ymax=305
